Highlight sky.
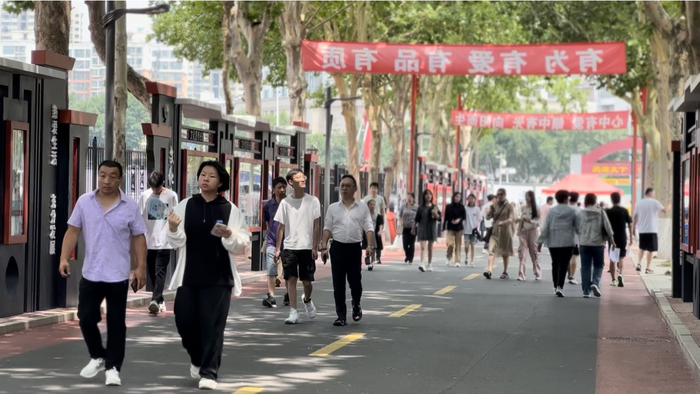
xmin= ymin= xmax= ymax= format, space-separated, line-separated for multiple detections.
xmin=73 ymin=1 xmax=155 ymax=36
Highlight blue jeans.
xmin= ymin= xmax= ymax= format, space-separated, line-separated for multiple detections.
xmin=579 ymin=245 xmax=605 ymax=295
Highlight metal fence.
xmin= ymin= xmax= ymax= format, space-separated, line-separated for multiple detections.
xmin=86 ymin=146 xmax=148 ymax=201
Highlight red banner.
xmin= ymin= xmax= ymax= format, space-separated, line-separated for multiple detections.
xmin=450 ymin=110 xmax=629 ymax=130
xmin=302 ymin=40 xmax=626 ymax=76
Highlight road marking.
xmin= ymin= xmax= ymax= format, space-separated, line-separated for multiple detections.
xmin=388 ymin=304 xmax=422 ymax=317
xmin=434 ymin=285 xmax=457 ymax=295
xmin=310 ymin=333 xmax=365 ymax=357
xmin=464 ymin=273 xmax=480 ymax=280
xmin=233 ymin=388 xmax=264 ymax=394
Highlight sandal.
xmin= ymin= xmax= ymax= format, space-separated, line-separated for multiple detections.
xmin=483 ymin=271 xmax=492 ymax=280
xmin=333 ymin=318 xmax=347 ymax=326
xmin=500 ymin=273 xmax=509 ymax=280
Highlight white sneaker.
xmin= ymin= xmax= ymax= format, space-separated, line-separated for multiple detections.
xmin=446 ymin=258 xmax=452 ymax=266
xmin=469 ymin=262 xmax=475 ymax=268
xmin=80 ymin=358 xmax=105 ymax=378
xmin=427 ymin=263 xmax=433 ymax=272
xmin=535 ymin=276 xmax=541 ymax=281
xmin=159 ymin=302 xmax=167 ymax=313
xmin=419 ymin=264 xmax=426 ymax=272
xmin=568 ymin=277 xmax=579 ymax=285
xmin=190 ymin=364 xmax=201 ymax=379
xmin=285 ymin=308 xmax=300 ymax=324
xmin=199 ymin=378 xmax=217 ymax=390
xmin=302 ymin=296 xmax=317 ymax=319
xmin=105 ymin=367 xmax=121 ymax=386
xmin=454 ymin=261 xmax=461 ymax=268
xmin=590 ymin=284 xmax=602 ymax=298
xmin=482 ymin=249 xmax=489 ymax=255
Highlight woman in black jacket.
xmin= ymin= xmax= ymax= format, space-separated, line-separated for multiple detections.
xmin=443 ymin=192 xmax=466 ymax=267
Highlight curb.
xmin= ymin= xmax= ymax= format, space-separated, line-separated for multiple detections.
xmin=640 ymin=273 xmax=700 ymax=383
xmin=0 ymin=273 xmax=267 ymax=336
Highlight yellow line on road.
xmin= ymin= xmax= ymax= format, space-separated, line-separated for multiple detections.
xmin=434 ymin=285 xmax=457 ymax=295
xmin=388 ymin=304 xmax=422 ymax=317
xmin=310 ymin=333 xmax=365 ymax=357
xmin=233 ymin=388 xmax=264 ymax=394
xmin=463 ymin=273 xmax=480 ymax=280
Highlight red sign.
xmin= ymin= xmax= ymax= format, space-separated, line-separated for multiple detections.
xmin=450 ymin=110 xmax=629 ymax=130
xmin=302 ymin=40 xmax=626 ymax=76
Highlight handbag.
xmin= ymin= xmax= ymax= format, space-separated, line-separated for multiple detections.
xmin=483 ymin=203 xmax=507 ymax=243
xmin=471 ymin=228 xmax=483 ymax=242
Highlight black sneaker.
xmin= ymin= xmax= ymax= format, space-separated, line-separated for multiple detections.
xmin=618 ymin=274 xmax=624 ymax=287
xmin=333 ymin=318 xmax=347 ymax=326
xmin=283 ymin=293 xmax=290 ymax=306
xmin=262 ymin=294 xmax=276 ymax=308
xmin=352 ymin=304 xmax=363 ymax=322
xmin=483 ymin=271 xmax=492 ymax=280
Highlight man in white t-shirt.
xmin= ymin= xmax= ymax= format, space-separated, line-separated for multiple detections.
xmin=363 ymin=182 xmax=387 ymax=252
xmin=481 ymin=194 xmax=496 ymax=254
xmin=137 ymin=171 xmax=178 ymax=315
xmin=274 ymin=169 xmax=321 ymax=324
xmin=633 ymin=188 xmax=671 ymax=274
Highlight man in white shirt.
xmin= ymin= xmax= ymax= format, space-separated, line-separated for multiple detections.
xmin=481 ymin=194 xmax=496 ymax=254
xmin=137 ymin=172 xmax=178 ymax=315
xmin=322 ymin=174 xmax=374 ymax=326
xmin=633 ymin=187 xmax=671 ymax=274
xmin=274 ymin=169 xmax=321 ymax=324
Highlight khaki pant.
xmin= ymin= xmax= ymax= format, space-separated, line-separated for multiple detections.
xmin=446 ymin=230 xmax=463 ymax=263
xmin=518 ymin=227 xmax=541 ymax=279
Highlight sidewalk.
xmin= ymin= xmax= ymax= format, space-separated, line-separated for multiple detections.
xmin=0 ymin=261 xmax=267 ymax=336
xmin=637 ymin=254 xmax=700 ymax=383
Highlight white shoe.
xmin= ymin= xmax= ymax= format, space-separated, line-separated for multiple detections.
xmin=199 ymin=378 xmax=217 ymax=390
xmin=427 ymin=263 xmax=433 ymax=272
xmin=80 ymin=358 xmax=105 ymax=378
xmin=105 ymin=368 xmax=121 ymax=386
xmin=482 ymin=249 xmax=489 ymax=255
xmin=568 ymin=278 xmax=579 ymax=285
xmin=190 ymin=364 xmax=201 ymax=379
xmin=148 ymin=300 xmax=159 ymax=314
xmin=446 ymin=258 xmax=452 ymax=266
xmin=159 ymin=302 xmax=167 ymax=313
xmin=535 ymin=276 xmax=541 ymax=281
xmin=285 ymin=308 xmax=300 ymax=324
xmin=419 ymin=264 xmax=426 ymax=272
xmin=469 ymin=262 xmax=475 ymax=268
xmin=302 ymin=296 xmax=316 ymax=319
xmin=590 ymin=284 xmax=602 ymax=298
xmin=454 ymin=262 xmax=461 ymax=268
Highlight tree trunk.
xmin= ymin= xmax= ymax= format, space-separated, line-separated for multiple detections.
xmin=221 ymin=5 xmax=234 ymax=115
xmin=113 ymin=1 xmax=128 ymax=166
xmin=687 ymin=1 xmax=700 ymax=72
xmin=331 ymin=73 xmax=361 ymax=199
xmin=280 ymin=1 xmax=308 ymax=122
xmin=223 ymin=1 xmax=271 ymax=116
xmin=86 ymin=1 xmax=151 ymax=112
xmin=362 ymin=74 xmax=383 ymax=182
xmin=34 ymin=1 xmax=70 ymax=55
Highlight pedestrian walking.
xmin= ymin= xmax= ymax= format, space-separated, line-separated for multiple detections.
xmin=540 ymin=196 xmax=553 ymax=225
xmin=606 ymin=192 xmax=633 ymax=287
xmin=576 ymin=193 xmax=615 ymax=299
xmin=166 ymin=160 xmax=250 ymax=390
xmin=262 ymin=177 xmax=288 ymax=308
xmin=481 ymin=194 xmax=496 ymax=254
xmin=363 ymin=199 xmax=384 ymax=269
xmin=484 ymin=188 xmax=515 ymax=280
xmin=537 ymin=190 xmax=577 ymax=297
xmin=274 ymin=169 xmax=321 ymax=324
xmin=137 ymin=171 xmax=178 ymax=315
xmin=632 ymin=187 xmax=671 ymax=274
xmin=399 ymin=192 xmax=418 ymax=264
xmin=321 ymin=174 xmax=375 ymax=326
xmin=568 ymin=192 xmax=581 ymax=285
xmin=58 ymin=160 xmax=147 ymax=386
xmin=443 ymin=192 xmax=466 ymax=267
xmin=463 ymin=194 xmax=482 ymax=267
xmin=415 ymin=189 xmax=441 ymax=272
xmin=363 ymin=182 xmax=388 ymax=248
xmin=517 ymin=191 xmax=541 ymax=281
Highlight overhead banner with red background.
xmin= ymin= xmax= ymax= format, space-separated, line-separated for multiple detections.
xmin=301 ymin=40 xmax=627 ymax=76
xmin=450 ymin=110 xmax=629 ymax=131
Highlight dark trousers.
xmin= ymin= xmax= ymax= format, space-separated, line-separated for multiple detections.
xmin=402 ymin=228 xmax=416 ymax=262
xmin=174 ymin=285 xmax=232 ymax=380
xmin=77 ymin=278 xmax=129 ymax=371
xmin=147 ymin=249 xmax=171 ymax=303
xmin=549 ymin=247 xmax=574 ymax=289
xmin=330 ymin=241 xmax=363 ymax=320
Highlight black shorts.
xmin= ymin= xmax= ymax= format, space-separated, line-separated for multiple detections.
xmin=572 ymin=245 xmax=580 ymax=256
xmin=282 ymin=249 xmax=316 ymax=282
xmin=639 ymin=233 xmax=658 ymax=252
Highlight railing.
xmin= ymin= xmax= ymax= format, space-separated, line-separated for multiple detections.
xmin=86 ymin=146 xmax=148 ymax=201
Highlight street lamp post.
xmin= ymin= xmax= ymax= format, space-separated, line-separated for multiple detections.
xmin=324 ymin=86 xmax=360 ymax=207
xmin=102 ymin=1 xmax=169 ymax=160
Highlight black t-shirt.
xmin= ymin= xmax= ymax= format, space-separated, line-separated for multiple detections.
xmin=183 ymin=194 xmax=234 ymax=287
xmin=605 ymin=206 xmax=632 ymax=247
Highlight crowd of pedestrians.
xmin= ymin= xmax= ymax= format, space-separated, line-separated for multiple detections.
xmin=57 ymin=159 xmax=670 ymax=389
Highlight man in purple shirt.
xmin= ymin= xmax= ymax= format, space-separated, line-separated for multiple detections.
xmin=262 ymin=177 xmax=287 ymax=308
xmin=59 ymin=160 xmax=147 ymax=387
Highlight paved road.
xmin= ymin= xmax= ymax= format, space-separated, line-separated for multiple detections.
xmin=1 ymin=248 xmax=699 ymax=393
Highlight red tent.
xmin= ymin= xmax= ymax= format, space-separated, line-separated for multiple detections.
xmin=542 ymin=174 xmax=623 ymax=195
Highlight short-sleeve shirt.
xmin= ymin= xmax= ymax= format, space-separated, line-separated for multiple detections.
xmin=634 ymin=198 xmax=664 ymax=233
xmin=606 ymin=205 xmax=632 ymax=246
xmin=273 ymin=193 xmax=321 ymax=250
xmin=324 ymin=200 xmax=373 ymax=243
xmin=263 ymin=198 xmax=281 ymax=248
xmin=464 ymin=206 xmax=483 ymax=234
xmin=363 ymin=195 xmax=386 ymax=215
xmin=137 ymin=188 xmax=178 ymax=250
xmin=68 ymin=190 xmax=147 ymax=283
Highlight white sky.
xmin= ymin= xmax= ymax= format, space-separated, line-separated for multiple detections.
xmin=74 ymin=1 xmax=154 ymax=36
